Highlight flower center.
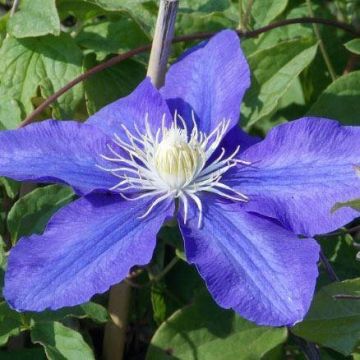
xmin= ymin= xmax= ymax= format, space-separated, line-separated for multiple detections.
xmin=154 ymin=128 xmax=205 ymax=190
xmin=97 ymin=113 xmax=250 ymax=227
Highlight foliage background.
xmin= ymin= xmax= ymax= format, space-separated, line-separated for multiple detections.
xmin=0 ymin=0 xmax=359 ymax=359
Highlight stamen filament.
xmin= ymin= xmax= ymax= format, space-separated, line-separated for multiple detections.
xmin=98 ymin=113 xmax=250 ymax=228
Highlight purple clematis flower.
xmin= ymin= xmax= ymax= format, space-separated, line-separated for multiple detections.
xmin=0 ymin=30 xmax=359 ymax=326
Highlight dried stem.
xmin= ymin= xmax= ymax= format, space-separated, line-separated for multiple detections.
xmin=18 ymin=17 xmax=359 ymax=129
xmin=147 ymin=0 xmax=179 ymax=88
xmin=9 ymin=0 xmax=19 ymax=17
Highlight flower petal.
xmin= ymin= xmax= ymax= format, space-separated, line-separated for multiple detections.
xmin=87 ymin=78 xmax=172 ymax=139
xmin=226 ymin=117 xmax=360 ymax=236
xmin=179 ymin=197 xmax=319 ymax=326
xmin=4 ymin=194 xmax=174 ymax=311
xmin=0 ymin=120 xmax=117 ymax=194
xmin=161 ymin=30 xmax=250 ymax=134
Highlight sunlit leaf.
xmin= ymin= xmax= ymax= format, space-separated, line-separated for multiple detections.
xmin=293 ymin=279 xmax=360 ymax=355
xmin=251 ymin=0 xmax=288 ymax=27
xmin=31 ymin=321 xmax=95 ymax=360
xmin=344 ymin=39 xmax=360 ymax=55
xmin=242 ymin=38 xmax=318 ymax=127
xmin=30 ymin=302 xmax=109 ymax=324
xmin=0 ymin=35 xmax=83 ymax=118
xmin=7 ymin=0 xmax=60 ymax=38
xmin=147 ymin=291 xmax=287 ymax=360
xmin=7 ymin=185 xmax=74 ymax=244
xmin=332 ymin=198 xmax=360 ymax=213
xmin=84 ymin=54 xmax=146 ymax=114
xmin=76 ymin=16 xmax=149 ymax=60
xmin=308 ymin=71 xmax=360 ymax=126
xmin=0 ymin=302 xmax=23 ymax=347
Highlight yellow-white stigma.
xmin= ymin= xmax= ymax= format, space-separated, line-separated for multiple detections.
xmin=154 ymin=127 xmax=205 ymax=190
xmin=97 ymin=113 xmax=250 ymax=227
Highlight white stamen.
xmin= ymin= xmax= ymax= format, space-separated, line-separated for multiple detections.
xmin=98 ymin=113 xmax=250 ymax=227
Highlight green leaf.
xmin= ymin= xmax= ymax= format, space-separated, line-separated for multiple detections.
xmin=0 ymin=177 xmax=20 ymax=199
xmin=0 ymin=94 xmax=22 ymax=129
xmin=31 ymin=321 xmax=95 ymax=360
xmin=251 ymin=0 xmax=288 ymax=27
xmin=0 ymin=348 xmax=46 ymax=360
xmin=0 ymin=34 xmax=84 ymax=118
xmin=332 ymin=198 xmax=360 ymax=213
xmin=176 ymin=11 xmax=234 ymax=35
xmin=75 ymin=16 xmax=148 ymax=60
xmin=246 ymin=4 xmax=314 ymax=54
xmin=30 ymin=302 xmax=109 ymax=324
xmin=84 ymin=54 xmax=146 ymax=114
xmin=318 ymin=233 xmax=359 ymax=281
xmin=151 ymin=282 xmax=168 ymax=325
xmin=344 ymin=39 xmax=360 ymax=55
xmin=158 ymin=225 xmax=185 ymax=261
xmin=7 ymin=0 xmax=60 ymax=38
xmin=0 ymin=302 xmax=23 ymax=346
xmin=308 ymin=71 xmax=360 ymax=125
xmin=242 ymin=39 xmax=318 ymax=128
xmin=179 ymin=0 xmax=230 ymax=12
xmin=57 ymin=0 xmax=105 ymax=22
xmin=78 ymin=302 xmax=109 ymax=324
xmin=7 ymin=185 xmax=74 ymax=243
xmin=176 ymin=0 xmax=235 ymax=34
xmin=84 ymin=0 xmax=157 ymax=35
xmin=292 ymin=278 xmax=360 ymax=355
xmin=0 ymin=235 xmax=6 ymax=271
xmin=0 ymin=12 xmax=8 ymax=47
xmin=146 ymin=291 xmax=287 ymax=360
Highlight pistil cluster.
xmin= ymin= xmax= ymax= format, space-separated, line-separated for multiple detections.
xmin=98 ymin=114 xmax=250 ymax=227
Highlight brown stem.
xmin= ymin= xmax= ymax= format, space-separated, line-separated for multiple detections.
xmin=343 ymin=54 xmax=359 ymax=75
xmin=18 ymin=17 xmax=359 ymax=128
xmin=319 ymin=250 xmax=340 ymax=282
xmin=333 ymin=294 xmax=360 ymax=300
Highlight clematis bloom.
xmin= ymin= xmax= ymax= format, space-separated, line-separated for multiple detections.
xmin=0 ymin=30 xmax=359 ymax=326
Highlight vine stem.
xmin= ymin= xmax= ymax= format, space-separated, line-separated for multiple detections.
xmin=125 ymin=257 xmax=180 ymax=289
xmin=102 ymin=2 xmax=178 ymax=360
xmin=290 ymin=331 xmax=320 ymax=360
xmin=306 ymin=0 xmax=337 ymax=81
xmin=319 ymin=250 xmax=340 ymax=282
xmin=18 ymin=16 xmax=359 ymax=129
